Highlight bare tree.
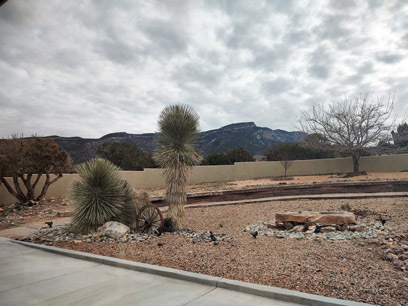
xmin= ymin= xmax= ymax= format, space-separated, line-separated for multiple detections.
xmin=280 ymin=160 xmax=294 ymax=178
xmin=300 ymin=94 xmax=394 ymax=173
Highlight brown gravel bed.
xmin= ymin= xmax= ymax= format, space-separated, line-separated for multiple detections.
xmin=55 ymin=197 xmax=408 ymax=306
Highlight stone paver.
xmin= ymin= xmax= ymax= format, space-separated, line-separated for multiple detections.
xmin=0 ymin=238 xmax=298 ymax=306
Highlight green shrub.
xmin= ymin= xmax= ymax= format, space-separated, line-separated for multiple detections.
xmin=340 ymin=203 xmax=352 ymax=211
xmin=71 ymin=158 xmax=136 ymax=232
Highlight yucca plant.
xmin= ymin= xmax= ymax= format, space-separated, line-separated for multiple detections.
xmin=153 ymin=105 xmax=202 ymax=231
xmin=115 ymin=180 xmax=137 ymax=228
xmin=71 ymin=158 xmax=136 ymax=233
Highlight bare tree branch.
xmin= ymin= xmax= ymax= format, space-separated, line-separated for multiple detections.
xmin=299 ymin=94 xmax=394 ymax=172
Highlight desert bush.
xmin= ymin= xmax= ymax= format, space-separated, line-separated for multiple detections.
xmin=134 ymin=190 xmax=151 ymax=210
xmin=340 ymin=203 xmax=352 ymax=211
xmin=71 ymin=158 xmax=136 ymax=232
xmin=97 ymin=142 xmax=156 ymax=170
xmin=202 ymin=147 xmax=254 ymax=165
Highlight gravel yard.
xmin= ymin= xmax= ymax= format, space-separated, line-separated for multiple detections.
xmin=55 ymin=197 xmax=408 ymax=306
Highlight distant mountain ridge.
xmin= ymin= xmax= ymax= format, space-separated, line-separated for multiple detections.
xmin=52 ymin=122 xmax=306 ymax=164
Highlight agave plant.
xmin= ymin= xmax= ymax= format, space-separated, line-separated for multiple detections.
xmin=153 ymin=105 xmax=202 ymax=231
xmin=71 ymin=158 xmax=136 ymax=232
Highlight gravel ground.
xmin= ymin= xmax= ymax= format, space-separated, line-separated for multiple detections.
xmin=55 ymin=197 xmax=408 ymax=306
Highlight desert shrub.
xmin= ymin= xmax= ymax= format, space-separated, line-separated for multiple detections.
xmin=134 ymin=190 xmax=151 ymax=210
xmin=97 ymin=142 xmax=156 ymax=170
xmin=202 ymin=147 xmax=254 ymax=165
xmin=340 ymin=203 xmax=352 ymax=211
xmin=71 ymin=158 xmax=136 ymax=232
xmin=264 ymin=143 xmax=334 ymax=161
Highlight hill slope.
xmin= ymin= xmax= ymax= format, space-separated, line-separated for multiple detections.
xmin=53 ymin=122 xmax=305 ymax=164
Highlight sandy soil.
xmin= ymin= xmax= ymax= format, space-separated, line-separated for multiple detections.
xmin=56 ymin=197 xmax=408 ymax=306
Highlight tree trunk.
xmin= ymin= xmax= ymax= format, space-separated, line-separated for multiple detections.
xmin=352 ymin=154 xmax=360 ymax=173
xmin=0 ymin=176 xmax=26 ymax=202
xmin=165 ymin=159 xmax=187 ymax=231
xmin=35 ymin=173 xmax=62 ymax=201
xmin=12 ymin=175 xmax=28 ymax=203
xmin=20 ymin=174 xmax=35 ymax=201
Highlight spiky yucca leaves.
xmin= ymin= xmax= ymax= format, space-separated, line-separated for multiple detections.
xmin=71 ymin=159 xmax=136 ymax=233
xmin=114 ymin=180 xmax=137 ymax=228
xmin=153 ymin=105 xmax=202 ymax=231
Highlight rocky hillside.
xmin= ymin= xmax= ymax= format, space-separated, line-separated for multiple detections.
xmin=53 ymin=122 xmax=306 ymax=164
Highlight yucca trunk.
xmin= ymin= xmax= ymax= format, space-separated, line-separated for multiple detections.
xmin=164 ymin=157 xmax=188 ymax=230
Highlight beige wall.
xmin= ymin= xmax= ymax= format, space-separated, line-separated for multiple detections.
xmin=1 ymin=154 xmax=408 ymax=204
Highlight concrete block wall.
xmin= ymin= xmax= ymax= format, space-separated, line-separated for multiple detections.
xmin=1 ymin=154 xmax=408 ymax=205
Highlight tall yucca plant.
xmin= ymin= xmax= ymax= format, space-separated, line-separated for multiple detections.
xmin=71 ymin=158 xmax=136 ymax=232
xmin=154 ymin=105 xmax=201 ymax=231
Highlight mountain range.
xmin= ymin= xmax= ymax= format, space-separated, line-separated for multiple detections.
xmin=52 ymin=122 xmax=306 ymax=164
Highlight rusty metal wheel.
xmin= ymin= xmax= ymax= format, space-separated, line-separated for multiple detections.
xmin=136 ymin=204 xmax=164 ymax=235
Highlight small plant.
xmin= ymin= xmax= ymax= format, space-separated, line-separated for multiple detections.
xmin=71 ymin=159 xmax=136 ymax=233
xmin=340 ymin=203 xmax=352 ymax=211
xmin=134 ymin=190 xmax=151 ymax=210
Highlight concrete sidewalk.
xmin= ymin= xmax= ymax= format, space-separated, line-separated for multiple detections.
xmin=0 ymin=237 xmax=299 ymax=306
xmin=1 ymin=237 xmax=372 ymax=306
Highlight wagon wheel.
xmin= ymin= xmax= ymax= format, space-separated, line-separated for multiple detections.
xmin=136 ymin=204 xmax=164 ymax=235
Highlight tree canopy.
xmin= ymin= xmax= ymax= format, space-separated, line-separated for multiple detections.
xmin=300 ymin=94 xmax=394 ymax=172
xmin=264 ymin=143 xmax=334 ymax=161
xmin=97 ymin=142 xmax=155 ymax=171
xmin=202 ymin=147 xmax=254 ymax=165
xmin=0 ymin=136 xmax=72 ymax=203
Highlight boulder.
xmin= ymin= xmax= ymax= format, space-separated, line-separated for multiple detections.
xmin=98 ymin=221 xmax=130 ymax=240
xmin=275 ymin=211 xmax=356 ymax=226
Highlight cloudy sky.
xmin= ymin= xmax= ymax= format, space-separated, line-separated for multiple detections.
xmin=0 ymin=0 xmax=407 ymax=138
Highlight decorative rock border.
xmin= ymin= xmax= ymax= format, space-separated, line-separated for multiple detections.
xmin=19 ymin=225 xmax=233 ymax=245
xmin=245 ymin=221 xmax=389 ymax=241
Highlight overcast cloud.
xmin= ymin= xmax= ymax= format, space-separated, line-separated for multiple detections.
xmin=0 ymin=0 xmax=407 ymax=137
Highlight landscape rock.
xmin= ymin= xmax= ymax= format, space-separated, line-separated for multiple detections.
xmin=336 ymin=224 xmax=348 ymax=231
xmin=349 ymin=224 xmax=367 ymax=232
xmin=305 ymin=225 xmax=316 ymax=234
xmin=56 ymin=211 xmax=72 ymax=217
xmin=283 ymin=222 xmax=294 ymax=230
xmin=245 ymin=221 xmax=389 ymax=241
xmin=291 ymin=225 xmax=305 ymax=232
xmin=275 ymin=220 xmax=284 ymax=229
xmin=276 ymin=211 xmax=356 ymax=226
xmin=320 ymin=226 xmax=336 ymax=233
xmin=98 ymin=221 xmax=130 ymax=240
